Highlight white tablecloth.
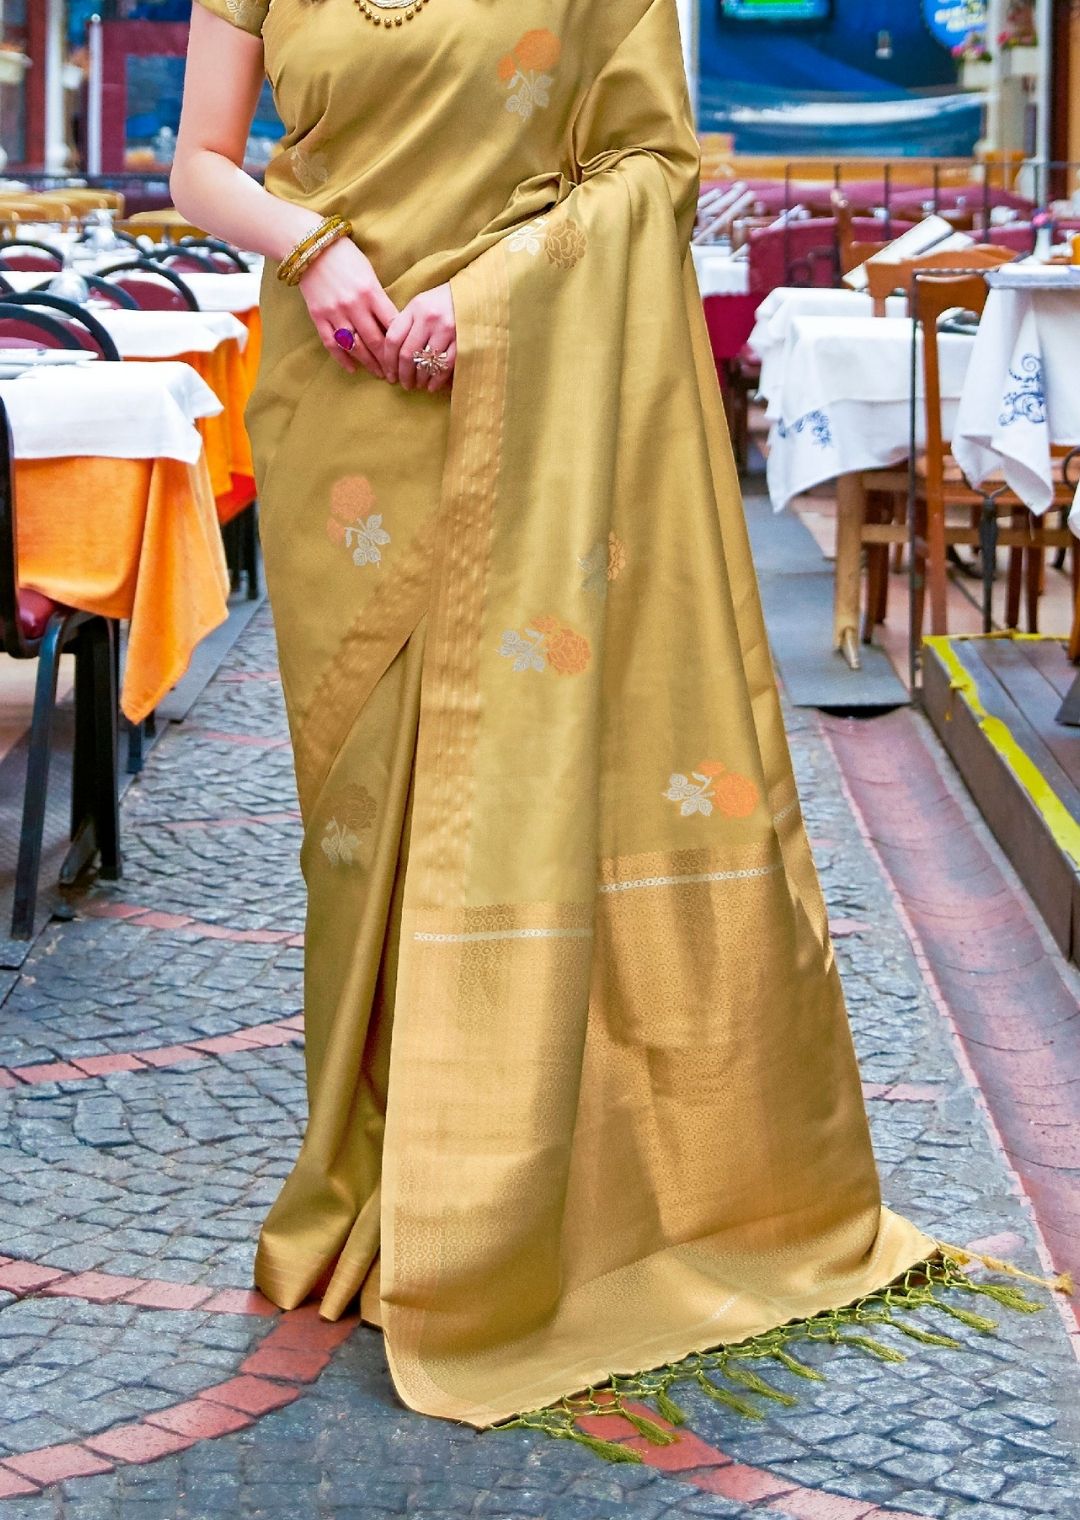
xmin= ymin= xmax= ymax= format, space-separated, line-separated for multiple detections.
xmin=750 ymin=288 xmax=908 ymax=404
xmin=0 ymin=361 xmax=222 ymax=463
xmin=952 ymin=281 xmax=1080 ymax=535
xmin=691 ymin=244 xmax=750 ymax=297
xmin=175 ymin=272 xmax=261 ymax=313
xmin=761 ymin=315 xmax=975 ymax=514
xmin=94 ymin=308 xmax=247 ymax=358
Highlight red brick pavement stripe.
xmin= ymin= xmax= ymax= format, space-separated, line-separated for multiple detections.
xmin=77 ymin=898 xmax=304 ymax=947
xmin=182 ymin=729 xmax=291 ymax=749
xmin=825 ymin=709 xmax=1080 ymax=1306
xmin=2 ymin=1014 xmax=303 ymax=1087
xmin=574 ymin=1397 xmax=933 ymax=1518
xmin=0 ymin=1257 xmax=280 ymax=1315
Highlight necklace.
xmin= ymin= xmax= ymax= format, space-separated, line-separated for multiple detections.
xmin=353 ymin=0 xmax=431 ymax=24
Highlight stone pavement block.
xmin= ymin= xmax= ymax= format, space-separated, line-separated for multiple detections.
xmin=84 ymin=1423 xmax=195 ymax=1464
xmin=42 ymin=1271 xmax=146 ymax=1302
xmin=197 ymin=1374 xmax=300 ymax=1415
xmin=0 ymin=1261 xmax=66 ymax=1293
xmin=689 ymin=1462 xmax=796 ymax=1501
xmin=145 ymin=1400 xmax=253 ymax=1439
xmin=0 ymin=1468 xmax=40 ymax=1499
xmin=238 ymin=1344 xmax=332 ymax=1381
xmin=2 ymin=1443 xmax=115 ymax=1484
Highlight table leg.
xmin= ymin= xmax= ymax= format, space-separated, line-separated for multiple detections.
xmin=835 ymin=472 xmax=866 ymax=672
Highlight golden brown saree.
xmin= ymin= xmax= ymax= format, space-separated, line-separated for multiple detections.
xmin=197 ymin=0 xmax=937 ymax=1429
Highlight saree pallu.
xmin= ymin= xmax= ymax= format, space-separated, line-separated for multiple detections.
xmin=225 ymin=0 xmax=936 ymax=1428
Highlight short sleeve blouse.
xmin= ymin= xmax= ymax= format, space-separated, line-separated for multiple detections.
xmin=192 ymin=0 xmax=269 ymax=38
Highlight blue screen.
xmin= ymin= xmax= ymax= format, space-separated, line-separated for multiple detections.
xmin=720 ymin=0 xmax=832 ymax=20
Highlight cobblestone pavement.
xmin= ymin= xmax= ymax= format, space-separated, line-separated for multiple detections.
xmin=0 ymin=605 xmax=1078 ymax=1519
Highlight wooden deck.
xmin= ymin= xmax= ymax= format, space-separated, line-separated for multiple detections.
xmin=922 ymin=634 xmax=1080 ymax=967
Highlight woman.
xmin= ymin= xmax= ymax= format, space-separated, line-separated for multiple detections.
xmin=172 ymin=0 xmax=1017 ymax=1444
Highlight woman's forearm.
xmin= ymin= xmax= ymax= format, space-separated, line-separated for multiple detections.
xmin=170 ymin=148 xmax=323 ymax=263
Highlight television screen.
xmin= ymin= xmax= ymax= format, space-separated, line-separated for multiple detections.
xmin=720 ymin=0 xmax=831 ymax=20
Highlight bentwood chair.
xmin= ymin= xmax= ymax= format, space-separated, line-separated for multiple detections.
xmin=0 ymin=399 xmax=121 ymax=938
xmin=176 ymin=237 xmax=251 ymax=272
xmin=865 ymin=245 xmax=1017 ymax=317
xmin=96 ymin=257 xmax=200 ymax=311
xmin=0 ymin=240 xmax=65 ymax=274
xmin=0 ymin=293 xmax=121 ymax=362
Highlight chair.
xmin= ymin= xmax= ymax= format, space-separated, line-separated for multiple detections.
xmin=82 ymin=273 xmax=139 ymax=310
xmin=156 ymin=249 xmax=224 ymax=275
xmin=0 ymin=293 xmax=121 ymax=361
xmin=0 ymin=399 xmax=120 ymax=937
xmin=174 ymin=236 xmax=250 ymax=273
xmin=0 ymin=305 xmax=83 ymax=350
xmin=832 ymin=193 xmax=917 ymax=276
xmin=908 ymin=271 xmax=1077 ymax=644
xmin=865 ymin=245 xmax=1017 ymax=317
xmin=0 ymin=239 xmax=65 ymax=274
xmin=95 ymin=257 xmax=200 ymax=311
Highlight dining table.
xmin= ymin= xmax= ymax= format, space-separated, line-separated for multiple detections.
xmin=1 ymin=359 xmax=230 ymax=724
xmin=758 ymin=305 xmax=977 ymax=668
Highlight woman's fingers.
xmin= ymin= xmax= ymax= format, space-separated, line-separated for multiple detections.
xmin=397 ymin=316 xmax=426 ymax=390
xmin=319 ymin=320 xmax=361 ymax=373
xmin=427 ymin=337 xmax=457 ymax=393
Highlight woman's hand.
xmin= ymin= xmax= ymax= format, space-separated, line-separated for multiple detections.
xmin=297 ymin=235 xmax=399 ymax=379
xmin=383 ymin=283 xmax=457 ymax=393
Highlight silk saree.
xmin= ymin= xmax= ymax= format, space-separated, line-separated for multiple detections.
xmin=195 ymin=0 xmax=969 ymax=1432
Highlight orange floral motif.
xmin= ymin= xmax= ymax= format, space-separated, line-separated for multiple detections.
xmin=325 ymin=477 xmax=389 ymax=566
xmin=499 ymin=29 xmax=561 ymax=119
xmin=580 ymin=532 xmax=627 ymax=596
xmin=546 ymin=625 xmax=591 ymax=675
xmin=663 ymin=763 xmax=760 ymax=819
xmin=499 ymin=617 xmax=591 ymax=676
xmin=544 ymin=217 xmax=587 ymax=270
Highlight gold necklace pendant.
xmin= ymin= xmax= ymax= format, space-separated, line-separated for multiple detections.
xmin=353 ymin=0 xmax=431 ymax=24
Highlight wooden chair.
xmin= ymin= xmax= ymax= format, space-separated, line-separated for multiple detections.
xmin=0 ymin=398 xmax=120 ymax=938
xmin=865 ymin=245 xmax=1017 ymax=317
xmin=909 ymin=271 xmax=1077 ymax=644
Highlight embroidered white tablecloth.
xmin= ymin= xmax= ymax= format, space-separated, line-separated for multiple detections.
xmin=760 ymin=314 xmax=975 ymax=514
xmin=750 ymin=288 xmax=908 ymax=403
xmin=951 ymin=278 xmax=1080 ymax=536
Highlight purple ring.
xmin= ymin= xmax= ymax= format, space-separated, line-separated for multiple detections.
xmin=333 ymin=327 xmax=356 ymax=352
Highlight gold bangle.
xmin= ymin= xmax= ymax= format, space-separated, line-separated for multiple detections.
xmin=282 ymin=219 xmax=351 ymax=285
xmin=277 ymin=214 xmax=350 ymax=284
xmin=277 ymin=213 xmax=345 ymax=276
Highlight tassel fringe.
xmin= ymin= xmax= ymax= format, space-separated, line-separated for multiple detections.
xmin=494 ymin=1252 xmax=1057 ymax=1463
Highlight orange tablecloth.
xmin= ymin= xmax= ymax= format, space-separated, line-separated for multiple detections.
xmin=17 ymin=452 xmax=230 ymax=725
xmin=149 ymin=338 xmax=254 ymax=503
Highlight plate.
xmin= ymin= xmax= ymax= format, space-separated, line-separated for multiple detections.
xmin=0 ymin=347 xmax=98 ymax=369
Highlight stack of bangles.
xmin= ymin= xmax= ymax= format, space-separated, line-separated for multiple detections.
xmin=277 ymin=213 xmax=352 ymax=286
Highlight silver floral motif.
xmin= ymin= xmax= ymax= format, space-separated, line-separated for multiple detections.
xmin=505 ymin=71 xmax=554 ymax=121
xmin=663 ymin=772 xmax=718 ymax=818
xmin=345 ymin=514 xmax=390 ymax=568
xmin=225 ymin=0 xmax=266 ymax=28
xmin=321 ymin=818 xmax=363 ymax=867
xmin=507 ymin=217 xmax=549 ymax=256
xmin=499 ymin=627 xmax=549 ymax=673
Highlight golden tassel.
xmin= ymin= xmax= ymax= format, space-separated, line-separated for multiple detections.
xmin=936 ymin=1240 xmax=1074 ymax=1297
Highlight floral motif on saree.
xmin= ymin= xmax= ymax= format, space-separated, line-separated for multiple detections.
xmin=326 ymin=477 xmax=390 ymax=567
xmin=498 ymin=30 xmax=562 ymax=120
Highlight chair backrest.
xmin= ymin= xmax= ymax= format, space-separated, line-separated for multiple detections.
xmin=748 ymin=218 xmax=840 ymax=296
xmin=96 ymin=256 xmax=200 ymax=311
xmin=911 ymin=270 xmax=990 ymax=510
xmin=0 ymin=292 xmax=121 ymax=360
xmin=84 ymin=273 xmax=139 ymax=310
xmin=177 ymin=236 xmax=248 ymax=272
xmin=157 ymin=249 xmax=222 ymax=275
xmin=0 ymin=396 xmax=21 ymax=657
xmin=0 ymin=239 xmax=65 ymax=273
xmin=0 ymin=304 xmax=82 ymax=350
xmin=866 ymin=245 xmax=1015 ymax=315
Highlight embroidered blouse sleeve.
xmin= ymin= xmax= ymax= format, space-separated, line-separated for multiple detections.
xmin=192 ymin=0 xmax=269 ymax=38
